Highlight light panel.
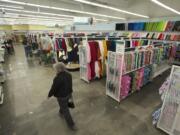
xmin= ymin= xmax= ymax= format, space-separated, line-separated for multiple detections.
xmin=0 ymin=17 xmax=73 ymax=25
xmin=3 ymin=8 xmax=109 ymax=23
xmin=0 ymin=4 xmax=24 ymax=9
xmin=74 ymin=0 xmax=149 ymax=18
xmin=3 ymin=8 xmax=75 ymax=18
xmin=151 ymin=0 xmax=180 ymax=15
xmin=0 ymin=16 xmax=73 ymax=22
xmin=0 ymin=0 xmax=125 ymax=20
xmin=6 ymin=13 xmax=73 ymax=21
xmin=94 ymin=18 xmax=108 ymax=22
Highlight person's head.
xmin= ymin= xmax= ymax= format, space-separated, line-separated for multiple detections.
xmin=53 ymin=62 xmax=66 ymax=73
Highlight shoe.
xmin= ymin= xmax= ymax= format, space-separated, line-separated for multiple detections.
xmin=69 ymin=125 xmax=78 ymax=131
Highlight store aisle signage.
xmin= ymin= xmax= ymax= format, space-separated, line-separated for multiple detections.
xmin=73 ymin=17 xmax=93 ymax=25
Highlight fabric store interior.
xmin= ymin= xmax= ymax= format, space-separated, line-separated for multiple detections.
xmin=0 ymin=0 xmax=180 ymax=134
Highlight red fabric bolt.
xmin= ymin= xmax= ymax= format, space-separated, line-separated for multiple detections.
xmin=61 ymin=38 xmax=67 ymax=54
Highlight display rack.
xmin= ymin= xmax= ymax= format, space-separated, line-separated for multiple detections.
xmin=106 ymin=51 xmax=124 ymax=101
xmin=78 ymin=34 xmax=178 ymax=83
xmin=78 ymin=41 xmax=90 ymax=83
xmin=106 ymin=40 xmax=176 ymax=102
xmin=0 ymin=86 xmax=4 ymax=104
xmin=0 ymin=34 xmax=7 ymax=105
xmin=157 ymin=65 xmax=180 ymax=135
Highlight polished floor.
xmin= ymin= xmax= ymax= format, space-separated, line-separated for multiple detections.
xmin=0 ymin=45 xmax=168 ymax=135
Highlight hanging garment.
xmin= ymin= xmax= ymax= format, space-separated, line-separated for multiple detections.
xmin=165 ymin=21 xmax=175 ymax=31
xmin=55 ymin=39 xmax=59 ymax=51
xmin=61 ymin=38 xmax=67 ymax=54
xmin=101 ymin=40 xmax=108 ymax=76
xmin=103 ymin=40 xmax=108 ymax=58
xmin=172 ymin=21 xmax=180 ymax=31
xmin=98 ymin=41 xmax=104 ymax=60
xmin=65 ymin=38 xmax=72 ymax=52
xmin=88 ymin=41 xmax=99 ymax=79
xmin=97 ymin=41 xmax=104 ymax=77
xmin=108 ymin=40 xmax=116 ymax=52
xmin=95 ymin=61 xmax=100 ymax=78
xmin=57 ymin=38 xmax=62 ymax=49
xmin=88 ymin=41 xmax=98 ymax=61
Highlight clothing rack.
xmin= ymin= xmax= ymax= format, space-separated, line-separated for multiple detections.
xmin=52 ymin=36 xmax=82 ymax=64
xmin=86 ymin=37 xmax=106 ymax=40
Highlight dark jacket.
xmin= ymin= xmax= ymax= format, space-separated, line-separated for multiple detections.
xmin=48 ymin=71 xmax=73 ymax=98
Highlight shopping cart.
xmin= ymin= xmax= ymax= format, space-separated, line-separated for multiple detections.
xmin=39 ymin=50 xmax=55 ymax=65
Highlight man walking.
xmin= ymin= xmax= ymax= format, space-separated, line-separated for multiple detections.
xmin=48 ymin=62 xmax=77 ymax=130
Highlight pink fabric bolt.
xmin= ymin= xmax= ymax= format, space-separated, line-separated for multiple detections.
xmin=136 ymin=68 xmax=144 ymax=90
xmin=120 ymin=75 xmax=131 ymax=99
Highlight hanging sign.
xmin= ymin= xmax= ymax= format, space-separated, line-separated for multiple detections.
xmin=116 ymin=40 xmax=125 ymax=53
xmin=73 ymin=17 xmax=93 ymax=25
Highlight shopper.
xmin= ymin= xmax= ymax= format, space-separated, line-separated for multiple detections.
xmin=7 ymin=37 xmax=14 ymax=54
xmin=22 ymin=36 xmax=32 ymax=58
xmin=48 ymin=62 xmax=77 ymax=131
xmin=22 ymin=36 xmax=28 ymax=58
xmin=39 ymin=34 xmax=53 ymax=65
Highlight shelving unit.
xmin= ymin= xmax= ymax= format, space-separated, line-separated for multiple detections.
xmin=106 ymin=51 xmax=124 ymax=102
xmin=0 ymin=34 xmax=7 ymax=105
xmin=0 ymin=86 xmax=4 ymax=105
xmin=106 ymin=39 xmax=176 ymax=102
xmin=157 ymin=65 xmax=180 ymax=135
xmin=152 ymin=65 xmax=171 ymax=79
xmin=0 ymin=64 xmax=6 ymax=83
xmin=78 ymin=43 xmax=90 ymax=83
xmin=78 ymin=31 xmax=179 ymax=85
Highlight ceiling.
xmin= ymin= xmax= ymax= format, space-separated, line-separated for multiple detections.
xmin=0 ymin=0 xmax=180 ymax=26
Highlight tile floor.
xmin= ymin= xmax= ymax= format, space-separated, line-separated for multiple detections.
xmin=0 ymin=45 xmax=169 ymax=135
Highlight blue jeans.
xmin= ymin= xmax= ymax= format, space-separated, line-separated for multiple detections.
xmin=24 ymin=45 xmax=31 ymax=57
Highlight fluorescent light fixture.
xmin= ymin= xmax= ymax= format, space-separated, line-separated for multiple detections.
xmin=0 ymin=17 xmax=72 ymax=25
xmin=74 ymin=0 xmax=149 ymax=18
xmin=3 ymin=8 xmax=75 ymax=18
xmin=6 ymin=13 xmax=73 ymax=21
xmin=13 ymin=20 xmax=72 ymax=25
xmin=1 ymin=16 xmax=73 ymax=22
xmin=151 ymin=0 xmax=180 ymax=15
xmin=0 ymin=4 xmax=24 ymax=9
xmin=94 ymin=18 xmax=108 ymax=22
xmin=0 ymin=0 xmax=125 ymax=20
xmin=3 ymin=8 xmax=110 ymax=22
